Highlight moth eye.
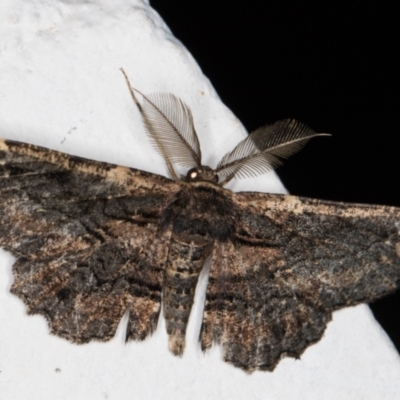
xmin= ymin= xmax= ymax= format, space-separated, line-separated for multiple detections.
xmin=186 ymin=168 xmax=199 ymax=180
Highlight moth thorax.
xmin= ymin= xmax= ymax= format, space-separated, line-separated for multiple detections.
xmin=186 ymin=166 xmax=218 ymax=183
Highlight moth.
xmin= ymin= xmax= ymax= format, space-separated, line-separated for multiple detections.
xmin=1 ymin=70 xmax=400 ymax=373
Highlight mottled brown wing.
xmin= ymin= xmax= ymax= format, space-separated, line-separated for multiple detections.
xmin=0 ymin=139 xmax=179 ymax=343
xmin=200 ymin=192 xmax=400 ymax=371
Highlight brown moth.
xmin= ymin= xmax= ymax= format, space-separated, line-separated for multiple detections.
xmin=0 ymin=70 xmax=400 ymax=372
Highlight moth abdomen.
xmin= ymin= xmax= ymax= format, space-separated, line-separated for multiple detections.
xmin=163 ymin=235 xmax=213 ymax=356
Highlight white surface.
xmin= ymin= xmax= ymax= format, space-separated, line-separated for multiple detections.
xmin=0 ymin=1 xmax=400 ymax=399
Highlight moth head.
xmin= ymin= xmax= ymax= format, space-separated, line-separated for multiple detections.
xmin=185 ymin=166 xmax=219 ymax=183
xmin=120 ymin=70 xmax=330 ymax=186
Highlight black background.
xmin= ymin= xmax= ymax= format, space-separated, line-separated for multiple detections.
xmin=149 ymin=1 xmax=400 ymax=353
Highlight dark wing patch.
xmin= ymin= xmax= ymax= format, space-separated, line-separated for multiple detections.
xmin=200 ymin=192 xmax=400 ymax=371
xmin=0 ymin=139 xmax=178 ymax=343
xmin=200 ymin=240 xmax=330 ymax=371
